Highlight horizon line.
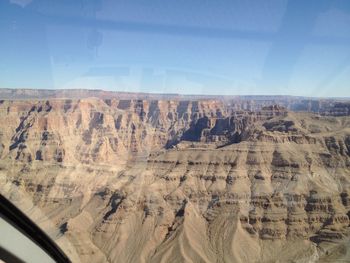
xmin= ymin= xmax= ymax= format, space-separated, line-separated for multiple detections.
xmin=0 ymin=87 xmax=350 ymax=100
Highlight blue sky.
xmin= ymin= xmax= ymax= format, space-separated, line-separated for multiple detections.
xmin=1 ymin=0 xmax=350 ymax=97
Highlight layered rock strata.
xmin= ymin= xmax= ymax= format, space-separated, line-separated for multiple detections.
xmin=0 ymin=98 xmax=349 ymax=262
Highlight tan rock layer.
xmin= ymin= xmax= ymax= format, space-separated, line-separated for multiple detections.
xmin=0 ymin=98 xmax=350 ymax=263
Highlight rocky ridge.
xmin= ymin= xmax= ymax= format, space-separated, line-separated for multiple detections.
xmin=0 ymin=97 xmax=350 ymax=262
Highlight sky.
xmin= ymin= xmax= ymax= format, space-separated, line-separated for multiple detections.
xmin=1 ymin=0 xmax=350 ymax=97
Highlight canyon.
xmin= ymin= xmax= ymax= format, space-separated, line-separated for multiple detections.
xmin=0 ymin=91 xmax=350 ymax=262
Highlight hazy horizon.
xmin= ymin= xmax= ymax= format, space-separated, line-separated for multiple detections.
xmin=1 ymin=87 xmax=350 ymax=99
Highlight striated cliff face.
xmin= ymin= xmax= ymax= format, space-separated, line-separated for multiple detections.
xmin=0 ymin=98 xmax=350 ymax=263
xmin=0 ymin=99 xmax=288 ymax=163
xmin=1 ymin=88 xmax=350 ymax=116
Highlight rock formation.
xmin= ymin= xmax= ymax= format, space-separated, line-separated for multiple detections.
xmin=0 ymin=95 xmax=350 ymax=262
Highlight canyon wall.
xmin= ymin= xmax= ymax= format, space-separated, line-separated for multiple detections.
xmin=0 ymin=97 xmax=350 ymax=262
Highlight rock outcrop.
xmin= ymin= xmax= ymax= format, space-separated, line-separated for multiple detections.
xmin=0 ymin=97 xmax=350 ymax=263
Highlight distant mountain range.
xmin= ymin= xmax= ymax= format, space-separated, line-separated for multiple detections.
xmin=1 ymin=88 xmax=349 ymax=116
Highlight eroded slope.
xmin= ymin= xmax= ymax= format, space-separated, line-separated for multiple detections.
xmin=0 ymin=98 xmax=350 ymax=263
